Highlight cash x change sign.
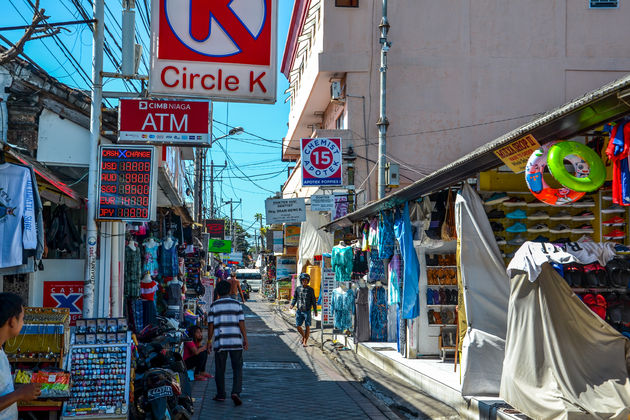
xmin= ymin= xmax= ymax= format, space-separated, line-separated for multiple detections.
xmin=150 ymin=0 xmax=278 ymax=103
xmin=208 ymin=239 xmax=232 ymax=253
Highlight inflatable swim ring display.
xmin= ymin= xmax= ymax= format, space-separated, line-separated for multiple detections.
xmin=525 ymin=141 xmax=586 ymax=206
xmin=547 ymin=141 xmax=606 ymax=192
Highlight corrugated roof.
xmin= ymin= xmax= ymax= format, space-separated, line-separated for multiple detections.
xmin=323 ymin=73 xmax=630 ymax=230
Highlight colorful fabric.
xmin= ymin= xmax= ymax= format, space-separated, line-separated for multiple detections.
xmin=160 ymin=240 xmax=179 ymax=277
xmin=332 ymin=245 xmax=353 ymax=282
xmin=208 ymin=297 xmax=245 ymax=351
xmin=370 ymin=286 xmax=388 ymax=342
xmin=606 ymin=123 xmax=630 ymax=205
xmin=378 ymin=211 xmax=396 ymax=260
xmin=368 ymin=218 xmax=379 ymax=248
xmin=388 ymin=253 xmax=401 ymax=305
xmin=368 ymin=249 xmax=386 ymax=282
xmin=352 ymin=248 xmax=368 ymax=278
xmin=361 ymin=223 xmax=369 ymax=251
xmin=394 ymin=203 xmax=420 ymax=319
xmin=143 ymin=239 xmax=160 ymax=276
xmin=332 ymin=288 xmax=355 ymax=331
xmin=124 ymin=245 xmax=142 ymax=298
xmin=140 ymin=279 xmax=158 ymax=301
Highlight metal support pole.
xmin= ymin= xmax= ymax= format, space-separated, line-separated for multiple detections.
xmin=84 ymin=0 xmax=104 ymax=317
xmin=377 ymin=0 xmax=390 ymax=200
xmin=210 ymin=160 xmax=214 ymax=218
xmin=195 ymin=148 xmax=203 ymax=222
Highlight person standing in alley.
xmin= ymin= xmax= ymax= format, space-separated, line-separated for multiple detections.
xmin=228 ymin=273 xmax=246 ymax=302
xmin=290 ymin=273 xmax=318 ymax=347
xmin=208 ymin=280 xmax=248 ymax=406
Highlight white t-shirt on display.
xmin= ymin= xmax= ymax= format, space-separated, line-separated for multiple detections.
xmin=0 ymin=348 xmax=17 ymax=420
xmin=0 ymin=163 xmax=36 ymax=268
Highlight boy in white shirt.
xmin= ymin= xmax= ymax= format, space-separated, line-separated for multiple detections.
xmin=0 ymin=293 xmax=41 ymax=420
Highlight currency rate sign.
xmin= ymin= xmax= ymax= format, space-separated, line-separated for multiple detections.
xmin=98 ymin=147 xmax=154 ymax=221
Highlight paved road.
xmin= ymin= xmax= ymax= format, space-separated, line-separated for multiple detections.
xmin=192 ymin=296 xmax=392 ymax=419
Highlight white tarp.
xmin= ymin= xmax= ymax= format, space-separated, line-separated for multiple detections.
xmin=297 ymin=210 xmax=334 ymax=274
xmin=455 ymin=184 xmax=510 ymax=396
xmin=501 ymin=263 xmax=630 ymax=419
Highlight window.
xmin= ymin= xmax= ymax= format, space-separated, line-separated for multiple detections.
xmin=335 ymin=112 xmax=346 ymax=130
xmin=590 ymin=0 xmax=618 ymax=8
xmin=336 ymin=0 xmax=359 ymax=7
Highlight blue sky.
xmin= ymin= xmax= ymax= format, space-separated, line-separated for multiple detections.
xmin=1 ymin=0 xmax=294 ymax=236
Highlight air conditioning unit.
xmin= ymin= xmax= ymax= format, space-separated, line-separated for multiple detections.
xmin=331 ymin=81 xmax=343 ymax=101
xmin=386 ymin=162 xmax=400 ymax=187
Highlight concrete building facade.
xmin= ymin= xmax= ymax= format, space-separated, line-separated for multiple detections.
xmin=281 ymin=0 xmax=630 ymax=208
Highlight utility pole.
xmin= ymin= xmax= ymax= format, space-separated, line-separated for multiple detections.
xmin=224 ymin=198 xmax=242 ymax=250
xmin=195 ymin=148 xmax=203 ymax=223
xmin=377 ymin=0 xmax=390 ymax=200
xmin=208 ymin=160 xmax=227 ymax=218
xmin=84 ymin=0 xmax=104 ymax=317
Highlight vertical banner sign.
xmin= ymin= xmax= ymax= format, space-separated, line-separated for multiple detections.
xmin=284 ymin=224 xmax=301 ymax=247
xmin=43 ymin=281 xmax=84 ymax=326
xmin=301 ymin=138 xmax=343 ymax=186
xmin=150 ymin=0 xmax=277 ymax=103
xmin=97 ymin=145 xmax=157 ymax=221
xmin=118 ymin=99 xmax=212 ymax=146
xmin=272 ymin=230 xmax=283 ymax=254
xmin=320 ymin=269 xmax=335 ymax=327
xmin=206 ymin=219 xmax=226 ymax=240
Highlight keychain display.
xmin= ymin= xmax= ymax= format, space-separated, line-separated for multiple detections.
xmin=14 ymin=369 xmax=71 ymax=399
xmin=63 ymin=344 xmax=130 ymax=417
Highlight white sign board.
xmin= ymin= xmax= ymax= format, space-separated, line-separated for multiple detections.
xmin=227 ymin=252 xmax=243 ymax=263
xmin=310 ymin=195 xmax=335 ymax=212
xmin=265 ymin=198 xmax=306 ymax=224
xmin=320 ymin=268 xmax=335 ymax=327
xmin=149 ymin=0 xmax=277 ymax=103
xmin=272 ymin=231 xmax=283 ymax=254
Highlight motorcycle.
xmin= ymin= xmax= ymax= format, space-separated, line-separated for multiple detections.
xmin=132 ymin=321 xmax=194 ymax=420
xmin=241 ymin=281 xmax=252 ymax=301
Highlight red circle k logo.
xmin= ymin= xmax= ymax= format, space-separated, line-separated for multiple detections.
xmin=159 ymin=0 xmax=272 ymax=66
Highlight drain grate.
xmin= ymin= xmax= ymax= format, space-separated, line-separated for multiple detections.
xmin=243 ymin=362 xmax=301 ymax=370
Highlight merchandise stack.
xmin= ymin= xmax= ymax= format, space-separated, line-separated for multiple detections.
xmin=425 ymin=253 xmax=458 ymax=327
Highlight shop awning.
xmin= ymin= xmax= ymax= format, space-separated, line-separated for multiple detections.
xmin=6 ymin=147 xmax=83 ymax=207
xmin=324 ymin=73 xmax=630 ymax=231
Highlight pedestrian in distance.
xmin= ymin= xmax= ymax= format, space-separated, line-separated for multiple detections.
xmin=183 ymin=325 xmax=213 ymax=381
xmin=290 ymin=273 xmax=318 ymax=347
xmin=207 ymin=280 xmax=248 ymax=406
xmin=0 ymin=293 xmax=41 ymax=420
xmin=228 ymin=273 xmax=246 ymax=303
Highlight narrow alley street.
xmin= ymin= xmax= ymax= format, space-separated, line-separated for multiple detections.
xmin=191 ymin=296 xmax=457 ymax=420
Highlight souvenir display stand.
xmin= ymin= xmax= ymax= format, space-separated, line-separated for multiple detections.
xmin=5 ymin=307 xmax=71 ymax=413
xmin=416 ymin=241 xmax=458 ymax=356
xmin=61 ymin=331 xmax=132 ymax=419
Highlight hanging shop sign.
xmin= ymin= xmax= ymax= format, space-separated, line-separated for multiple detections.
xmin=118 ymin=99 xmax=211 ymax=146
xmin=228 ymin=252 xmax=243 ymax=264
xmin=493 ymin=134 xmax=541 ymax=173
xmin=265 ymin=198 xmax=306 ymax=224
xmin=310 ymin=194 xmax=335 ymax=212
xmin=149 ymin=0 xmax=277 ymax=103
xmin=43 ymin=281 xmax=84 ymax=325
xmin=300 ymin=138 xmax=343 ymax=186
xmin=206 ymin=219 xmax=226 ymax=240
xmin=97 ymin=145 xmax=157 ymax=221
xmin=208 ymin=239 xmax=232 ymax=254
xmin=276 ymin=256 xmax=296 ymax=281
xmin=272 ymin=230 xmax=283 ymax=254
xmin=284 ymin=224 xmax=301 ymax=247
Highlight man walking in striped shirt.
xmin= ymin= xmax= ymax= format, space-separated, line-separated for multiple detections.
xmin=207 ymin=280 xmax=249 ymax=406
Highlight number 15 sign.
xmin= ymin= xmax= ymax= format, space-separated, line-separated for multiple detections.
xmin=301 ymin=138 xmax=342 ymax=187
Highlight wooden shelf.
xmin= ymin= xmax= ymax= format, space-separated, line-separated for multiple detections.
xmin=427 ymin=285 xmax=458 ymax=288
xmin=426 ymin=265 xmax=457 ymax=269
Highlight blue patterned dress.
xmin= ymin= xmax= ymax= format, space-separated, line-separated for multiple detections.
xmin=370 ymin=286 xmax=388 ymax=341
xmin=332 ymin=288 xmax=355 ymax=331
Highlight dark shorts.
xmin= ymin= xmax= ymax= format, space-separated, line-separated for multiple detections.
xmin=295 ymin=310 xmax=311 ymax=327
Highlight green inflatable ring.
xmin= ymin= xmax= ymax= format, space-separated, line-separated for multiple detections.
xmin=547 ymin=141 xmax=605 ymax=192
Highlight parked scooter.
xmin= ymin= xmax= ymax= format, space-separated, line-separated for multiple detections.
xmin=132 ymin=320 xmax=194 ymax=419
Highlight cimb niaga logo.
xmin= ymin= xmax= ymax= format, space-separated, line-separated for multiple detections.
xmin=159 ymin=0 xmax=271 ymax=65
xmin=139 ymin=101 xmax=148 ymax=110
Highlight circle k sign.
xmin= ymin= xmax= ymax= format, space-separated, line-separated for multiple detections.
xmin=301 ymin=138 xmax=343 ymax=187
xmin=149 ymin=0 xmax=277 ymax=104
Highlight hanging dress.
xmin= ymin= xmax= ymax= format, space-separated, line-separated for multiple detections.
xmin=394 ymin=203 xmax=420 ymax=319
xmin=354 ymin=286 xmax=370 ymax=343
xmin=370 ymin=286 xmax=388 ymax=342
xmin=124 ymin=245 xmax=142 ymax=298
xmin=368 ymin=248 xmax=386 ymax=282
xmin=332 ymin=288 xmax=354 ymax=331
xmin=143 ymin=239 xmax=160 ymax=277
xmin=351 ymin=247 xmax=368 ymax=279
xmin=160 ymin=239 xmax=179 ymax=277
xmin=378 ymin=211 xmax=396 ymax=260
xmin=332 ymin=245 xmax=353 ymax=282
